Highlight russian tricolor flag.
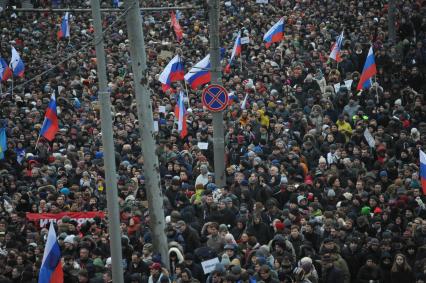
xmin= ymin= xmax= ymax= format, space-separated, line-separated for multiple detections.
xmin=158 ymin=55 xmax=185 ymax=92
xmin=225 ymin=31 xmax=242 ymax=74
xmin=9 ymin=47 xmax=25 ymax=78
xmin=184 ymin=54 xmax=211 ymax=90
xmin=357 ymin=46 xmax=377 ymax=90
xmin=57 ymin=12 xmax=70 ymax=40
xmin=329 ymin=31 xmax=344 ymax=62
xmin=0 ymin=58 xmax=12 ymax=81
xmin=40 ymin=93 xmax=59 ymax=142
xmin=171 ymin=11 xmax=183 ymax=42
xmin=263 ymin=17 xmax=285 ymax=48
xmin=38 ymin=224 xmax=63 ymax=283
xmin=420 ymin=150 xmax=426 ymax=195
xmin=174 ymin=91 xmax=188 ymax=139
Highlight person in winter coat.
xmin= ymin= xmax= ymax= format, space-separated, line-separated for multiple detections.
xmin=246 ymin=213 xmax=271 ymax=245
xmin=175 ymin=221 xmax=200 ymax=254
xmin=379 ymin=252 xmax=392 ymax=283
xmin=341 ymin=238 xmax=363 ymax=282
xmin=321 ymin=253 xmax=344 ymax=283
xmin=390 ymin=253 xmax=415 ymax=283
xmin=168 ymin=246 xmax=184 ymax=280
xmin=357 ymin=255 xmax=382 ymax=283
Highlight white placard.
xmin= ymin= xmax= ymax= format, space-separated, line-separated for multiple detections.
xmin=197 ymin=142 xmax=209 ymax=150
xmin=158 ymin=106 xmax=166 ymax=113
xmin=201 ymin=257 xmax=220 ymax=274
xmin=364 ymin=128 xmax=375 ymax=148
xmin=344 ymin=79 xmax=353 ymax=90
xmin=241 ymin=37 xmax=250 ymax=45
xmin=153 ymin=121 xmax=159 ymax=132
xmin=334 ymin=83 xmax=340 ymax=93
xmin=256 ymin=0 xmax=269 ymax=3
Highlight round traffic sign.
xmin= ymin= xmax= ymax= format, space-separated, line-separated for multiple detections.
xmin=202 ymin=84 xmax=229 ymax=112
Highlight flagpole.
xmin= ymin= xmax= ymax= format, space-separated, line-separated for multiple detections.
xmin=183 ymin=81 xmax=191 ymax=109
xmin=374 ymin=76 xmax=379 ymax=104
xmin=11 ymin=77 xmax=13 ymax=97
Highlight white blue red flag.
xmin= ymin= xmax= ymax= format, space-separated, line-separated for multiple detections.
xmin=420 ymin=150 xmax=426 ymax=195
xmin=57 ymin=12 xmax=70 ymax=40
xmin=329 ymin=31 xmax=344 ymax=62
xmin=0 ymin=58 xmax=12 ymax=81
xmin=40 ymin=93 xmax=59 ymax=141
xmin=225 ymin=31 xmax=242 ymax=74
xmin=158 ymin=55 xmax=185 ymax=92
xmin=357 ymin=46 xmax=377 ymax=90
xmin=184 ymin=54 xmax=211 ymax=90
xmin=174 ymin=91 xmax=188 ymax=139
xmin=263 ymin=18 xmax=285 ymax=48
xmin=9 ymin=47 xmax=25 ymax=77
xmin=38 ymin=224 xmax=63 ymax=283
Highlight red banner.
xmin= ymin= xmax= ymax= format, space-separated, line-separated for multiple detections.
xmin=26 ymin=212 xmax=105 ymax=228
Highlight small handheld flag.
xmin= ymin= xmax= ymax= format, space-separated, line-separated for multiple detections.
xmin=9 ymin=47 xmax=25 ymax=78
xmin=329 ymin=31 xmax=344 ymax=62
xmin=171 ymin=11 xmax=183 ymax=42
xmin=38 ymin=224 xmax=63 ymax=283
xmin=57 ymin=12 xmax=70 ymax=40
xmin=174 ymin=91 xmax=188 ymax=139
xmin=420 ymin=150 xmax=426 ymax=195
xmin=225 ymin=31 xmax=242 ymax=74
xmin=40 ymin=93 xmax=59 ymax=141
xmin=0 ymin=128 xmax=6 ymax=160
xmin=357 ymin=46 xmax=377 ymax=91
xmin=0 ymin=58 xmax=12 ymax=81
xmin=158 ymin=55 xmax=185 ymax=92
xmin=263 ymin=18 xmax=285 ymax=48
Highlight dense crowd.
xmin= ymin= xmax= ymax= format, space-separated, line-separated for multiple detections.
xmin=0 ymin=0 xmax=425 ymax=282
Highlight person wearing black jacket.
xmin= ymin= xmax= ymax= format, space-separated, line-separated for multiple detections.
xmin=127 ymin=252 xmax=149 ymax=281
xmin=321 ymin=253 xmax=344 ymax=283
xmin=341 ymin=238 xmax=363 ymax=282
xmin=175 ymin=220 xmax=201 ymax=254
xmin=357 ymin=256 xmax=382 ymax=283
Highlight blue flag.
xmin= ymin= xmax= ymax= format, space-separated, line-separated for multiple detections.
xmin=0 ymin=128 xmax=7 ymax=160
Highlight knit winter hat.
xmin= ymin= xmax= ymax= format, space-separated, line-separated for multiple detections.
xmin=361 ymin=206 xmax=371 ymax=215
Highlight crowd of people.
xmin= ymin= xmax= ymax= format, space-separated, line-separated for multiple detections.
xmin=0 ymin=0 xmax=426 ymax=282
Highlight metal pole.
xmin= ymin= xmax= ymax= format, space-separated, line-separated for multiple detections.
xmin=90 ymin=1 xmax=124 ymax=283
xmin=208 ymin=0 xmax=226 ymax=188
xmin=14 ymin=6 xmax=200 ymax=12
xmin=123 ymin=0 xmax=169 ymax=269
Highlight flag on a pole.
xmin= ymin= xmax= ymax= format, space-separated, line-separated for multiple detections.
xmin=225 ymin=31 xmax=242 ymax=74
xmin=57 ymin=12 xmax=70 ymax=40
xmin=40 ymin=93 xmax=59 ymax=141
xmin=184 ymin=54 xmax=211 ymax=89
xmin=0 ymin=128 xmax=6 ymax=160
xmin=158 ymin=55 xmax=185 ymax=92
xmin=174 ymin=91 xmax=187 ymax=139
xmin=9 ymin=47 xmax=25 ymax=78
xmin=357 ymin=46 xmax=377 ymax=90
xmin=263 ymin=17 xmax=285 ymax=48
xmin=329 ymin=31 xmax=344 ymax=62
xmin=38 ymin=224 xmax=63 ymax=283
xmin=420 ymin=150 xmax=426 ymax=195
xmin=171 ymin=11 xmax=183 ymax=42
xmin=0 ymin=58 xmax=12 ymax=81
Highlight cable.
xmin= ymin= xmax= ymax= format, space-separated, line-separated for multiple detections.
xmin=6 ymin=0 xmax=137 ymax=94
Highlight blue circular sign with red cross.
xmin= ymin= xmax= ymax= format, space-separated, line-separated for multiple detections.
xmin=202 ymin=84 xmax=229 ymax=112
